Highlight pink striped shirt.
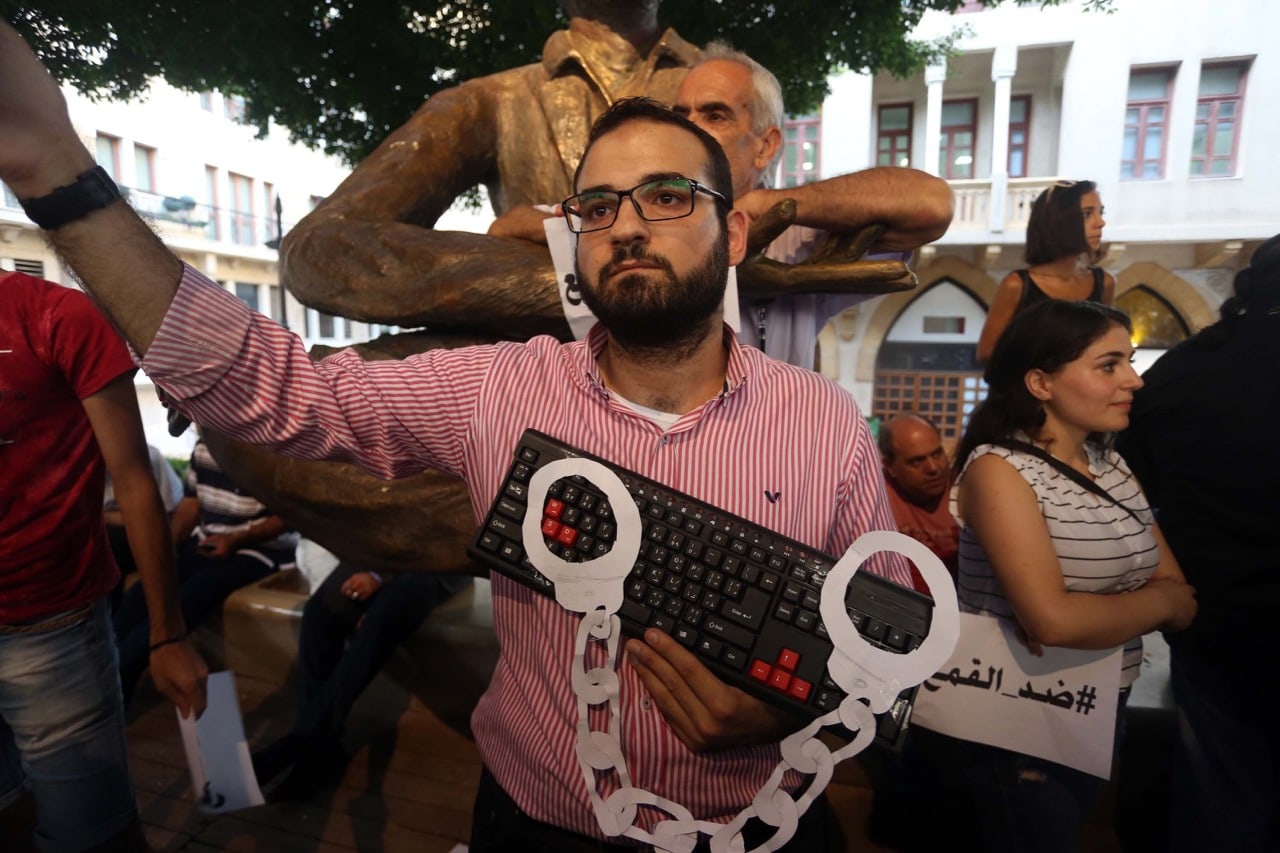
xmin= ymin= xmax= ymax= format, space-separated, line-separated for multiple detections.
xmin=142 ymin=265 xmax=909 ymax=838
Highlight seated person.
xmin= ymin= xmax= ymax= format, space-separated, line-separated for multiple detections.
xmin=252 ymin=560 xmax=471 ymax=792
xmin=878 ymin=413 xmax=959 ymax=587
xmin=114 ymin=436 xmax=297 ymax=704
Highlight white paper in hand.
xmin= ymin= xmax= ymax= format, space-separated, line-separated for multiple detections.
xmin=176 ymin=670 xmax=264 ymax=813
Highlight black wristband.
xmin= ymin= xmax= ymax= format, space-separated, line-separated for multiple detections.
xmin=18 ymin=165 xmax=122 ymax=230
xmin=149 ymin=633 xmax=188 ymax=652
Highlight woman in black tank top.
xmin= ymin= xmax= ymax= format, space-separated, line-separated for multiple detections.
xmin=977 ymin=180 xmax=1117 ymax=363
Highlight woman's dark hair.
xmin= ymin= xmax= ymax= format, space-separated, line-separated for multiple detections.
xmin=1025 ymin=179 xmax=1097 ymax=265
xmin=1194 ymin=232 xmax=1280 ymax=348
xmin=954 ymin=300 xmax=1133 ymax=474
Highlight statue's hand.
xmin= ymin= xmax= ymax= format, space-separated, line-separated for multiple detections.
xmin=738 ymin=217 xmax=917 ymax=300
xmin=744 ymin=198 xmax=797 ymax=258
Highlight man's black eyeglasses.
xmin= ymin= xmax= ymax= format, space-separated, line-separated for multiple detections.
xmin=561 ymin=178 xmax=728 ymax=234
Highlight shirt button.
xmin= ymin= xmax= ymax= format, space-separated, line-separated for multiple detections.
xmin=641 ymin=696 xmax=652 ymax=710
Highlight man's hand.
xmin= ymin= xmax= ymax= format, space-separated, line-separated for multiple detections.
xmin=627 ymin=629 xmax=799 ymax=752
xmin=487 ymin=204 xmax=554 ymax=244
xmin=341 ymin=571 xmax=383 ymax=602
xmin=197 ymin=533 xmax=238 ymax=560
xmin=0 ymin=23 xmax=94 ymax=197
xmin=149 ymin=640 xmax=209 ymax=719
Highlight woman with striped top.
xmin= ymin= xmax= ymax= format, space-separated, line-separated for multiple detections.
xmin=937 ymin=301 xmax=1197 ymax=851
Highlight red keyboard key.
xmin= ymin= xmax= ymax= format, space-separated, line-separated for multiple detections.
xmin=541 ymin=518 xmax=561 ymax=538
xmin=788 ymin=677 xmax=812 ymax=702
xmin=750 ymin=660 xmax=772 ymax=683
xmin=768 ymin=668 xmax=792 ymax=692
xmin=557 ymin=526 xmax=579 ymax=547
xmin=545 ymin=498 xmax=565 ymax=519
xmin=776 ymin=648 xmax=800 ymax=672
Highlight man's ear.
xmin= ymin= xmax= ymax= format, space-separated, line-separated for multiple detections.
xmin=1025 ymin=368 xmax=1053 ymax=402
xmin=755 ymin=126 xmax=782 ymax=174
xmin=726 ymin=207 xmax=750 ymax=265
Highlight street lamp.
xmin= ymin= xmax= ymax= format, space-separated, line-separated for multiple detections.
xmin=263 ymin=194 xmax=288 ymax=329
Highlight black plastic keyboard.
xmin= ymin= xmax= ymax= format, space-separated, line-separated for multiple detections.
xmin=467 ymin=429 xmax=934 ymax=747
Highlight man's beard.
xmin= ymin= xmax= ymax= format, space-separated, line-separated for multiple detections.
xmin=576 ymin=234 xmax=729 ymax=352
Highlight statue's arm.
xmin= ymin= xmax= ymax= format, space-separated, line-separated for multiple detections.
xmin=280 ymin=79 xmax=566 ymax=339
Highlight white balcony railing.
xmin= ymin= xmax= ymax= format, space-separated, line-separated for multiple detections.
xmin=944 ymin=176 xmax=1061 ymax=238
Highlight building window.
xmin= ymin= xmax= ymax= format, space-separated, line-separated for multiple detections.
xmin=1191 ymin=62 xmax=1248 ymax=178
xmin=2 ymin=182 xmax=19 ymax=209
xmin=1007 ymin=95 xmax=1031 ymax=178
xmin=877 ymin=104 xmax=913 ymax=168
xmin=1116 ymin=287 xmax=1189 ymax=348
xmin=224 ymin=94 xmax=248 ymax=122
xmin=199 ymin=91 xmax=213 ymax=112
xmin=262 ymin=182 xmax=276 ymax=244
xmin=872 ymin=370 xmax=986 ymax=448
xmin=234 ymin=282 xmax=260 ymax=313
xmin=1122 ymin=68 xmax=1174 ymax=180
xmin=940 ymin=99 xmax=977 ymax=180
xmin=95 ymin=134 xmax=121 ymax=181
xmin=781 ymin=113 xmax=821 ymax=187
xmin=923 ymin=316 xmax=966 ymax=334
xmin=133 ymin=144 xmax=156 ymax=193
xmin=12 ymin=258 xmax=45 ymax=277
xmin=204 ymin=165 xmax=220 ymax=241
xmin=228 ymin=172 xmax=254 ymax=246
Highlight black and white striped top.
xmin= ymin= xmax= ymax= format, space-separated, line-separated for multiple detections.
xmin=955 ymin=439 xmax=1159 ymax=687
xmin=186 ymin=440 xmax=297 ymax=570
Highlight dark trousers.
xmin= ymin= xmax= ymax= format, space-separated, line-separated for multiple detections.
xmin=469 ymin=766 xmax=845 ymax=853
xmin=112 ymin=538 xmax=275 ymax=702
xmin=1169 ymin=649 xmax=1280 ymax=853
xmin=293 ymin=563 xmax=469 ymax=743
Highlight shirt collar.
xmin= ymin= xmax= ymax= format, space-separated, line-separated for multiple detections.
xmin=542 ymin=23 xmax=699 ymax=90
xmin=576 ymin=322 xmax=751 ymax=404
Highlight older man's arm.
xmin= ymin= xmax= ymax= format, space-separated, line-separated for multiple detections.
xmin=737 ymin=167 xmax=953 ymax=253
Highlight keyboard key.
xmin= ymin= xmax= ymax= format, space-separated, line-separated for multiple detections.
xmin=544 ymin=498 xmax=565 ymax=519
xmin=769 ymin=668 xmax=792 ymax=692
xmin=886 ymin=628 xmax=909 ymax=650
xmin=776 ymin=648 xmax=800 ymax=672
xmin=626 ymin=579 xmax=646 ymax=600
xmin=700 ymin=591 xmax=722 ymax=611
xmin=760 ymin=572 xmax=780 ymax=592
xmin=489 ymin=515 xmax=521 ymax=539
xmin=562 ymin=507 xmax=581 ymax=526
xmin=698 ymin=637 xmax=724 ymax=659
xmin=646 ymin=589 xmax=666 ymax=609
xmin=619 ymin=599 xmax=652 ymax=627
xmin=788 ymin=677 xmax=813 ymax=702
xmin=802 ymin=590 xmax=821 ymax=611
xmin=519 ymin=446 xmax=539 ymax=465
xmin=722 ymin=555 xmax=742 ymax=576
xmin=651 ymin=613 xmax=675 ymax=634
xmin=497 ymin=496 xmax=526 ymax=521
xmin=477 ymin=532 xmax=501 ymax=552
xmin=723 ymin=578 xmax=744 ymax=599
xmin=749 ymin=659 xmax=772 ymax=683
xmin=748 ymin=546 xmax=766 ymax=564
xmin=512 ymin=462 xmax=532 ymax=482
xmin=720 ymin=587 xmax=770 ymax=632
xmin=863 ymin=618 xmax=888 ymax=641
xmin=556 ymin=526 xmax=578 ymax=547
xmin=795 ymin=610 xmax=817 ymax=632
xmin=782 ymin=582 xmax=802 ymax=603
xmin=683 ymin=518 xmax=704 ymax=536
xmin=774 ymin=601 xmax=796 ymax=623
xmin=663 ymin=597 xmax=685 ymax=619
xmin=702 ymin=615 xmax=755 ymax=651
xmin=673 ymin=625 xmax=698 ymax=648
xmin=721 ymin=646 xmax=748 ymax=672
xmin=767 ymin=555 xmax=787 ymax=572
xmin=703 ymin=547 xmax=724 ymax=568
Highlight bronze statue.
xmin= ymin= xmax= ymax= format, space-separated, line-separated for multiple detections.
xmin=214 ymin=1 xmax=929 ymax=572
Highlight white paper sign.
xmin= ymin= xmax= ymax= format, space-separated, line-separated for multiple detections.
xmin=543 ymin=215 xmax=742 ymax=341
xmin=176 ymin=670 xmax=264 ymax=813
xmin=911 ymin=612 xmax=1122 ymax=779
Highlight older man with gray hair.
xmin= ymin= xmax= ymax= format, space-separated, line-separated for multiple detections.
xmin=673 ymin=42 xmax=953 ymax=368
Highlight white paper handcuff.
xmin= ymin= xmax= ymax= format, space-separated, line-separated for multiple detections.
xmin=522 ymin=457 xmax=961 ymax=853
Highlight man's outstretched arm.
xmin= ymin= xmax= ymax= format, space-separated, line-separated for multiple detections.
xmin=0 ymin=24 xmax=182 ymax=353
xmin=736 ymin=166 xmax=954 ymax=252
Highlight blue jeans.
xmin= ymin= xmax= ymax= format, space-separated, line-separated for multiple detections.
xmin=0 ymin=598 xmax=137 ymax=851
xmin=1170 ymin=649 xmax=1279 ymax=852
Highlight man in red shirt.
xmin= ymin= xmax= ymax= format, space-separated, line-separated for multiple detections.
xmin=879 ymin=414 xmax=960 ymax=587
xmin=0 ymin=271 xmax=206 ymax=851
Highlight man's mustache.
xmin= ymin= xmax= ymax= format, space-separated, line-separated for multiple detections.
xmin=599 ymin=244 xmax=675 ymax=281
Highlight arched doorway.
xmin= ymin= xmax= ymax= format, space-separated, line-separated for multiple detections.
xmin=871 ymin=280 xmax=987 ymax=450
xmin=1115 ymin=284 xmax=1191 ymax=374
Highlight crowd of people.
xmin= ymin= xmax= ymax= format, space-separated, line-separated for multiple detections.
xmin=0 ymin=4 xmax=1273 ymax=851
